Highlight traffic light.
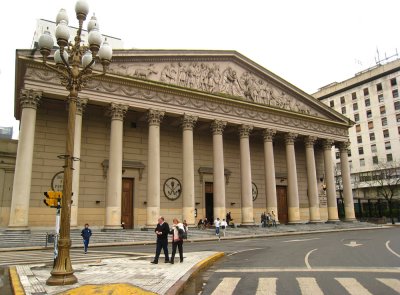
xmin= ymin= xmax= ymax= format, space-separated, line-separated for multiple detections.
xmin=43 ymin=191 xmax=62 ymax=208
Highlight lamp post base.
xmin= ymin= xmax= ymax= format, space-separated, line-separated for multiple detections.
xmin=46 ymin=272 xmax=78 ymax=286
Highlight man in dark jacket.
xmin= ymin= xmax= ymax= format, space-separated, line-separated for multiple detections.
xmin=81 ymin=223 xmax=92 ymax=254
xmin=151 ymin=217 xmax=170 ymax=264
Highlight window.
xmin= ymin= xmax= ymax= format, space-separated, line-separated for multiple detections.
xmin=353 ymin=103 xmax=358 ymax=111
xmin=357 ymin=135 xmax=362 ymax=143
xmin=380 ymin=106 xmax=386 ymax=115
xmin=381 ymin=117 xmax=388 ymax=126
xmin=356 ymin=124 xmax=361 ymax=132
xmin=365 ymin=99 xmax=370 ymax=107
xmin=397 ymin=113 xmax=400 ymax=123
xmin=351 ymin=93 xmax=357 ymax=100
xmin=371 ymin=144 xmax=377 ymax=153
xmin=393 ymin=89 xmax=399 ymax=98
xmin=390 ymin=78 xmax=397 ymax=86
xmin=329 ymin=100 xmax=334 ymax=107
xmin=363 ymin=88 xmax=369 ymax=96
xmin=383 ymin=129 xmax=390 ymax=138
xmin=376 ymin=83 xmax=383 ymax=92
xmin=387 ymin=154 xmax=393 ymax=162
xmin=395 ymin=101 xmax=400 ymax=111
xmin=369 ymin=132 xmax=375 ymax=141
xmin=354 ymin=113 xmax=360 ymax=122
xmin=348 ymin=149 xmax=352 ymax=157
xmin=385 ymin=141 xmax=391 ymax=150
xmin=341 ymin=106 xmax=346 ymax=114
xmin=368 ymin=121 xmax=374 ymax=129
xmin=366 ymin=110 xmax=372 ymax=118
xmin=335 ymin=152 xmax=340 ymax=159
xmin=340 ymin=96 xmax=346 ymax=104
xmin=378 ymin=94 xmax=384 ymax=102
xmin=360 ymin=158 xmax=365 ymax=166
xmin=358 ymin=147 xmax=364 ymax=155
xmin=372 ymin=156 xmax=379 ymax=164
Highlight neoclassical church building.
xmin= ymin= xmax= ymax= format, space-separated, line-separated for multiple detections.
xmin=4 ymin=49 xmax=357 ymax=230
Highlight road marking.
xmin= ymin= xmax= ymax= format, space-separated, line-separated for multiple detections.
xmin=335 ymin=278 xmax=373 ymax=295
xmin=377 ymin=278 xmax=400 ymax=292
xmin=297 ymin=277 xmax=323 ymax=295
xmin=283 ymin=238 xmax=320 ymax=243
xmin=211 ymin=277 xmax=240 ymax=295
xmin=256 ymin=278 xmax=276 ymax=295
xmin=386 ymin=240 xmax=400 ymax=258
xmin=227 ymin=248 xmax=263 ymax=256
xmin=215 ymin=267 xmax=400 ymax=273
xmin=344 ymin=241 xmax=363 ymax=247
xmin=305 ymin=248 xmax=318 ymax=269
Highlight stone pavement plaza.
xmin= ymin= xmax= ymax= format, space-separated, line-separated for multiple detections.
xmin=11 ymin=251 xmax=223 ymax=295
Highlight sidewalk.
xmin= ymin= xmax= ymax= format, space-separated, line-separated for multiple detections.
xmin=5 ymin=222 xmax=396 ymax=295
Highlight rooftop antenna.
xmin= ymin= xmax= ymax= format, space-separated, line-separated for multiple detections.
xmin=375 ymin=47 xmax=398 ymax=65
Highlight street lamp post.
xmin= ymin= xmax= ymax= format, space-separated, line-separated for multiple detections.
xmin=38 ymin=0 xmax=112 ymax=285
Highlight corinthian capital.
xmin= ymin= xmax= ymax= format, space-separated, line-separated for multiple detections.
xmin=338 ymin=140 xmax=351 ymax=153
xmin=181 ymin=114 xmax=198 ymax=130
xmin=19 ymin=89 xmax=42 ymax=110
xmin=304 ymin=136 xmax=318 ymax=148
xmin=211 ymin=120 xmax=227 ymax=135
xmin=109 ymin=103 xmax=128 ymax=121
xmin=284 ymin=132 xmax=298 ymax=145
xmin=76 ymin=97 xmax=89 ymax=116
xmin=322 ymin=139 xmax=335 ymax=150
xmin=147 ymin=109 xmax=165 ymax=126
xmin=263 ymin=128 xmax=276 ymax=142
xmin=239 ymin=124 xmax=253 ymax=138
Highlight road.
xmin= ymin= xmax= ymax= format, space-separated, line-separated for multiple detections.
xmin=0 ymin=227 xmax=399 ymax=294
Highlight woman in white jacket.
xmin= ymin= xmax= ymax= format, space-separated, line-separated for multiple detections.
xmin=169 ymin=218 xmax=185 ymax=264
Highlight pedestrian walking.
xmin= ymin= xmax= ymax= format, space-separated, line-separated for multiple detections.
xmin=151 ymin=216 xmax=170 ymax=264
xmin=169 ymin=218 xmax=185 ymax=264
xmin=221 ymin=218 xmax=228 ymax=237
xmin=81 ymin=223 xmax=92 ymax=254
xmin=226 ymin=212 xmax=232 ymax=226
xmin=214 ymin=217 xmax=221 ymax=236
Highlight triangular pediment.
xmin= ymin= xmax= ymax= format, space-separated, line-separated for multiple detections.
xmin=107 ymin=50 xmax=349 ymax=124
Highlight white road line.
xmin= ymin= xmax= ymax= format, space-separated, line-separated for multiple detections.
xmin=283 ymin=238 xmax=320 ymax=243
xmin=386 ymin=240 xmax=400 ymax=258
xmin=256 ymin=278 xmax=277 ymax=295
xmin=215 ymin=267 xmax=400 ymax=273
xmin=335 ymin=278 xmax=373 ymax=295
xmin=376 ymin=278 xmax=400 ymax=293
xmin=305 ymin=248 xmax=318 ymax=269
xmin=211 ymin=277 xmax=240 ymax=295
xmin=227 ymin=248 xmax=263 ymax=256
xmin=297 ymin=277 xmax=323 ymax=295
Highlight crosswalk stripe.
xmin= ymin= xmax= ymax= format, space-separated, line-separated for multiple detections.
xmin=256 ymin=278 xmax=277 ymax=295
xmin=211 ymin=277 xmax=240 ymax=295
xmin=335 ymin=278 xmax=373 ymax=295
xmin=376 ymin=278 xmax=400 ymax=293
xmin=297 ymin=277 xmax=323 ymax=295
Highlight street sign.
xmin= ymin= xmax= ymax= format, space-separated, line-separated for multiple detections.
xmin=51 ymin=171 xmax=64 ymax=191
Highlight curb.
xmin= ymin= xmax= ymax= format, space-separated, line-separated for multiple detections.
xmin=165 ymin=252 xmax=225 ymax=295
xmin=9 ymin=266 xmax=25 ymax=295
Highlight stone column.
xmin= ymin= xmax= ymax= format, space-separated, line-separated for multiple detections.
xmin=104 ymin=103 xmax=128 ymax=230
xmin=71 ymin=98 xmax=88 ymax=228
xmin=211 ymin=120 xmax=227 ymax=222
xmin=239 ymin=124 xmax=254 ymax=225
xmin=323 ymin=139 xmax=339 ymax=222
xmin=8 ymin=89 xmax=42 ymax=230
xmin=146 ymin=109 xmax=165 ymax=226
xmin=182 ymin=114 xmax=198 ymax=226
xmin=263 ymin=129 xmax=278 ymax=221
xmin=305 ymin=136 xmax=321 ymax=222
xmin=285 ymin=133 xmax=301 ymax=223
xmin=339 ymin=141 xmax=356 ymax=221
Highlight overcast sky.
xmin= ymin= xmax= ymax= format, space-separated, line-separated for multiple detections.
xmin=1 ymin=0 xmax=399 ymax=138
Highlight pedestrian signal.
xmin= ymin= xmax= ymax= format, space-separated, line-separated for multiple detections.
xmin=43 ymin=191 xmax=62 ymax=208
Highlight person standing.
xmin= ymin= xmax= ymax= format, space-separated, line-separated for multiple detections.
xmin=169 ymin=218 xmax=185 ymax=264
xmin=271 ymin=211 xmax=277 ymax=227
xmin=151 ymin=217 xmax=170 ymax=264
xmin=214 ymin=217 xmax=221 ymax=236
xmin=220 ymin=218 xmax=228 ymax=237
xmin=81 ymin=223 xmax=92 ymax=254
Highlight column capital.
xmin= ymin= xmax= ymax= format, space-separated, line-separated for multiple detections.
xmin=239 ymin=124 xmax=253 ymax=138
xmin=76 ymin=98 xmax=89 ymax=116
xmin=109 ymin=103 xmax=128 ymax=121
xmin=284 ymin=132 xmax=298 ymax=145
xmin=304 ymin=136 xmax=318 ymax=148
xmin=322 ymin=139 xmax=335 ymax=150
xmin=263 ymin=128 xmax=276 ymax=142
xmin=20 ymin=89 xmax=42 ymax=110
xmin=147 ymin=109 xmax=165 ymax=126
xmin=338 ymin=140 xmax=351 ymax=153
xmin=181 ymin=114 xmax=198 ymax=130
xmin=211 ymin=120 xmax=227 ymax=135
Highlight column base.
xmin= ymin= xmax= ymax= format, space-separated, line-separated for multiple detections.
xmin=239 ymin=222 xmax=257 ymax=227
xmin=288 ymin=221 xmax=307 ymax=224
xmin=343 ymin=218 xmax=358 ymax=223
xmin=326 ymin=219 xmax=340 ymax=224
xmin=102 ymin=225 xmax=123 ymax=232
xmin=308 ymin=220 xmax=325 ymax=224
xmin=6 ymin=226 xmax=30 ymax=233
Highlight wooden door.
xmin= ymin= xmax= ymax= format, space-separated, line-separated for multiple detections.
xmin=205 ymin=182 xmax=214 ymax=222
xmin=121 ymin=178 xmax=134 ymax=229
xmin=276 ymin=185 xmax=288 ymax=224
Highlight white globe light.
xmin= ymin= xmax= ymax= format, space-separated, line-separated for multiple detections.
xmin=54 ymin=49 xmax=69 ymax=65
xmin=56 ymin=8 xmax=69 ymax=25
xmin=75 ymin=0 xmax=89 ymax=18
xmin=55 ymin=20 xmax=70 ymax=47
xmin=82 ymin=50 xmax=93 ymax=68
xmin=38 ymin=29 xmax=54 ymax=52
xmin=99 ymin=40 xmax=113 ymax=61
xmin=88 ymin=28 xmax=102 ymax=47
xmin=87 ymin=14 xmax=99 ymax=32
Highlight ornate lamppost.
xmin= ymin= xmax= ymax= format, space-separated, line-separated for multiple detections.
xmin=38 ymin=0 xmax=112 ymax=285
